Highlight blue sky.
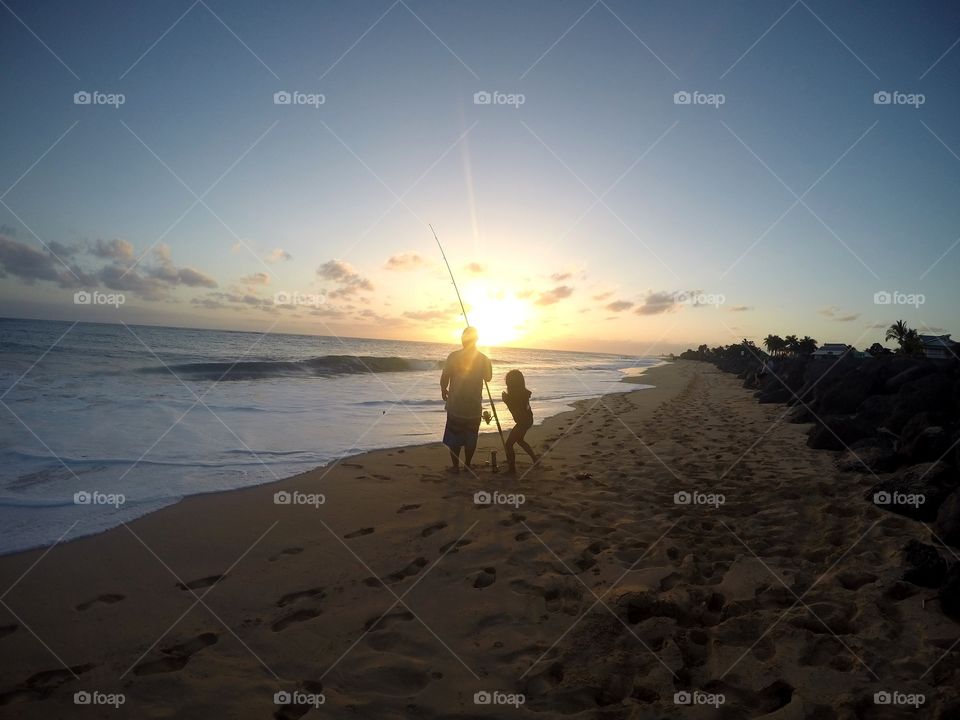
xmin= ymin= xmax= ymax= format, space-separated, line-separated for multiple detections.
xmin=1 ymin=0 xmax=958 ymax=353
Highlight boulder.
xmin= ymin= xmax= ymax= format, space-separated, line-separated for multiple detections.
xmin=899 ymin=413 xmax=953 ymax=464
xmin=816 ymin=372 xmax=880 ymax=416
xmin=884 ymin=363 xmax=935 ymax=393
xmin=935 ymin=489 xmax=960 ymax=548
xmin=866 ymin=462 xmax=959 ymax=521
xmin=807 ymin=415 xmax=873 ymax=451
xmin=940 ymin=564 xmax=960 ymax=620
xmin=902 ymin=539 xmax=947 ymax=587
xmin=888 ymin=371 xmax=957 ymax=432
xmin=837 ymin=443 xmax=898 ymax=474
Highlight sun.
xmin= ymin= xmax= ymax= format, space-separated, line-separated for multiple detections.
xmin=452 ymin=284 xmax=532 ymax=347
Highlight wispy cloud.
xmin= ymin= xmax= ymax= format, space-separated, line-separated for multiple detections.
xmin=535 ymin=285 xmax=574 ymax=306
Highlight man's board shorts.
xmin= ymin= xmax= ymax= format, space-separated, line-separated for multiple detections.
xmin=443 ymin=414 xmax=482 ymax=449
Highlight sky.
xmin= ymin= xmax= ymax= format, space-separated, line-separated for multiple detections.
xmin=1 ymin=0 xmax=958 ymax=354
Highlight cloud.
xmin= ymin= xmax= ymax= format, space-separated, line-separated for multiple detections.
xmin=636 ymin=290 xmax=684 ymax=315
xmin=516 ymin=289 xmax=534 ymax=299
xmin=192 ymin=291 xmax=273 ymax=311
xmin=464 ymin=262 xmax=486 ymax=275
xmin=550 ymin=271 xmax=573 ymax=281
xmin=864 ymin=321 xmax=888 ymax=329
xmin=99 ymin=264 xmax=169 ymax=300
xmin=0 ymin=235 xmax=92 ymax=288
xmin=535 ymin=285 xmax=574 ymax=306
xmin=820 ymin=305 xmax=859 ymax=322
xmin=592 ymin=291 xmax=613 ymax=301
xmin=728 ymin=305 xmax=753 ymax=312
xmin=241 ymin=272 xmax=270 ymax=286
xmin=317 ymin=259 xmax=373 ymax=298
xmin=266 ymin=248 xmax=292 ymax=263
xmin=386 ymin=252 xmax=427 ymax=270
xmin=835 ymin=313 xmax=860 ymax=322
xmin=145 ymin=244 xmax=217 ymax=288
xmin=605 ymin=300 xmax=633 ymax=312
xmin=90 ymin=238 xmax=134 ymax=262
xmin=819 ymin=306 xmax=839 ymax=317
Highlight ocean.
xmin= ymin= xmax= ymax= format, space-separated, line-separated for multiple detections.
xmin=0 ymin=318 xmax=660 ymax=554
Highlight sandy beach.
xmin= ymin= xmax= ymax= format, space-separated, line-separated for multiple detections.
xmin=1 ymin=360 xmax=958 ymax=718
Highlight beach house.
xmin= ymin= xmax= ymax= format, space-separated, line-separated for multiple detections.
xmin=811 ymin=343 xmax=850 ymax=359
xmin=919 ymin=334 xmax=955 ymax=360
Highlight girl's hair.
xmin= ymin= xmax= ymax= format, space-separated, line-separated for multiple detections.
xmin=505 ymin=369 xmax=526 ymax=393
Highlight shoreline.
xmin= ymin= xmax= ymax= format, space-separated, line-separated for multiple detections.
xmin=4 ymin=359 xmax=957 ymax=717
xmin=0 ymin=361 xmax=666 ymax=560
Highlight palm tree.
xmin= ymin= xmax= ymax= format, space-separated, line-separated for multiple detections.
xmin=763 ymin=334 xmax=785 ymax=356
xmin=798 ymin=336 xmax=818 ymax=355
xmin=885 ymin=320 xmax=910 ymax=347
xmin=784 ymin=334 xmax=800 ymax=355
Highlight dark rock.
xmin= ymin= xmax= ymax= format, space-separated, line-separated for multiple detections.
xmin=902 ymin=540 xmax=947 ymax=587
xmin=884 ymin=363 xmax=936 ymax=393
xmin=940 ymin=564 xmax=960 ymax=620
xmin=899 ymin=414 xmax=952 ymax=464
xmin=888 ymin=372 xmax=957 ymax=432
xmin=867 ymin=462 xmax=959 ymax=521
xmin=837 ymin=444 xmax=898 ymax=474
xmin=787 ymin=405 xmax=813 ymax=424
xmin=935 ymin=489 xmax=960 ymax=548
xmin=817 ymin=372 xmax=880 ymax=416
xmin=807 ymin=416 xmax=873 ymax=451
xmin=856 ymin=394 xmax=897 ymax=429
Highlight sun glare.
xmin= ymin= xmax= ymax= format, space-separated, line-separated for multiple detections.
xmin=451 ymin=284 xmax=532 ymax=347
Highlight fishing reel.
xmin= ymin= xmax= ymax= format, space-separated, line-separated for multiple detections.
xmin=482 ymin=410 xmax=493 ymax=425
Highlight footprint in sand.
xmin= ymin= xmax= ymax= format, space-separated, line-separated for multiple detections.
xmin=276 ymin=587 xmax=326 ymax=607
xmin=421 ymin=521 xmax=447 ymax=537
xmin=176 ymin=575 xmax=224 ymax=592
xmin=0 ymin=663 xmax=97 ymax=704
xmin=271 ymin=608 xmax=322 ymax=632
xmin=364 ymin=557 xmax=428 ymax=586
xmin=75 ymin=593 xmax=124 ymax=611
xmin=439 ymin=538 xmax=471 ymax=554
xmin=473 ymin=567 xmax=496 ymax=588
xmin=344 ymin=527 xmax=374 ymax=539
xmin=363 ymin=609 xmax=414 ymax=632
xmin=0 ymin=624 xmax=18 ymax=640
xmin=397 ymin=503 xmax=421 ymax=513
xmin=269 ymin=547 xmax=304 ymax=561
xmin=133 ymin=633 xmax=218 ymax=676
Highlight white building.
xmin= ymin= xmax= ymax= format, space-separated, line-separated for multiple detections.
xmin=919 ymin=334 xmax=955 ymax=360
xmin=811 ymin=343 xmax=849 ymax=359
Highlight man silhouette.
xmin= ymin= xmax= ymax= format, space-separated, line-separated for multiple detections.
xmin=440 ymin=326 xmax=492 ymax=471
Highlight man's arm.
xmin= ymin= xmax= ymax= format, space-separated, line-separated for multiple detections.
xmin=483 ymin=356 xmax=492 ymax=383
xmin=440 ymin=355 xmax=451 ymax=400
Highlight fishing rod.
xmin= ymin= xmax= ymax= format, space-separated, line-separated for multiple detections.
xmin=430 ymin=224 xmax=506 ymax=451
